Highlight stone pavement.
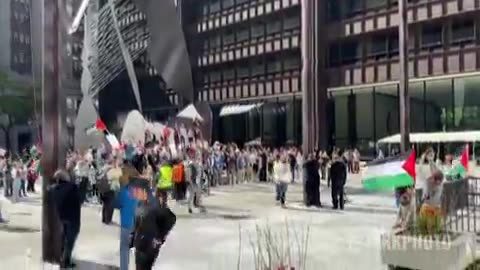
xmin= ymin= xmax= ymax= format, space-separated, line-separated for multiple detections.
xmin=0 ymin=177 xmax=397 ymax=270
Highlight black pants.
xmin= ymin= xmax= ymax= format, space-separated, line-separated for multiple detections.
xmin=78 ymin=177 xmax=89 ymax=204
xmin=135 ymin=248 xmax=160 ymax=270
xmin=27 ymin=178 xmax=35 ymax=192
xmin=305 ymin=179 xmax=320 ymax=207
xmin=61 ymin=221 xmax=80 ymax=267
xmin=5 ymin=178 xmax=12 ymax=197
xmin=259 ymin=167 xmax=267 ymax=182
xmin=332 ymin=185 xmax=345 ymax=210
xmin=101 ymin=191 xmax=115 ymax=224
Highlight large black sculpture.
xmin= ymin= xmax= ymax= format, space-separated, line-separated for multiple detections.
xmin=73 ymin=0 xmax=193 ymax=150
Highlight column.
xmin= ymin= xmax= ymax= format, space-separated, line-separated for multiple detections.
xmin=41 ymin=0 xmax=68 ymax=263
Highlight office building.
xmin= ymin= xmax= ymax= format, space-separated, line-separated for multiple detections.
xmin=181 ymin=0 xmax=302 ymax=146
xmin=181 ymin=0 xmax=480 ymax=151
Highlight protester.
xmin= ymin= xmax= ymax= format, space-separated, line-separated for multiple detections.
xmin=157 ymin=159 xmax=173 ymax=208
xmin=113 ymin=160 xmax=140 ymax=270
xmin=273 ymin=155 xmax=290 ymax=207
xmin=304 ymin=153 xmax=321 ymax=207
xmin=329 ymin=153 xmax=347 ymax=210
xmin=51 ymin=169 xmax=82 ymax=268
xmin=134 ymin=192 xmax=176 ymax=270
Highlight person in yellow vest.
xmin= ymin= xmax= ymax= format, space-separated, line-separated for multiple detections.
xmin=157 ymin=160 xmax=173 ymax=208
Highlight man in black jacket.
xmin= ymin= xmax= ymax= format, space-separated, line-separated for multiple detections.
xmin=303 ymin=153 xmax=321 ymax=207
xmin=50 ymin=169 xmax=82 ymax=268
xmin=329 ymin=153 xmax=347 ymax=210
xmin=134 ymin=192 xmax=176 ymax=270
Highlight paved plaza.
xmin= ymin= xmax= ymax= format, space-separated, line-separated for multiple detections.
xmin=0 ymin=176 xmax=398 ymax=270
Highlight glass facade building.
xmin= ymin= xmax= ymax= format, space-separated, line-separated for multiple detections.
xmin=329 ymin=73 xmax=480 ymax=152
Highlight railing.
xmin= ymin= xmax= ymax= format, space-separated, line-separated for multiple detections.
xmin=443 ymin=177 xmax=480 ymax=236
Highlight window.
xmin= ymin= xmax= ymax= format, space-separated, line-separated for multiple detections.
xmin=341 ymin=41 xmax=360 ymax=64
xmin=388 ymin=35 xmax=399 ymax=54
xmin=237 ymin=28 xmax=249 ymax=42
xmin=251 ymin=61 xmax=264 ymax=76
xmin=267 ymin=57 xmax=282 ymax=73
xmin=223 ymin=0 xmax=234 ymax=9
xmin=284 ymin=56 xmax=300 ymax=70
xmin=251 ymin=22 xmax=264 ymax=38
xmin=451 ymin=20 xmax=475 ymax=43
xmin=326 ymin=0 xmax=341 ymax=22
xmin=345 ymin=0 xmax=363 ymax=17
xmin=328 ymin=43 xmax=341 ymax=67
xmin=223 ymin=30 xmax=235 ymax=45
xmin=210 ymin=35 xmax=221 ymax=49
xmin=369 ymin=35 xmax=387 ymax=56
xmin=211 ymin=0 xmax=221 ymax=13
xmin=422 ymin=25 xmax=443 ymax=48
xmin=266 ymin=20 xmax=282 ymax=35
xmin=223 ymin=68 xmax=235 ymax=80
xmin=211 ymin=70 xmax=221 ymax=82
xmin=365 ymin=0 xmax=387 ymax=9
xmin=284 ymin=15 xmax=300 ymax=30
xmin=237 ymin=65 xmax=249 ymax=78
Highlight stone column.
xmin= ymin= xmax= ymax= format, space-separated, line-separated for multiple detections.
xmin=399 ymin=0 xmax=410 ymax=153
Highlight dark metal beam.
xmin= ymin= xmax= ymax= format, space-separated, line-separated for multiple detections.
xmin=399 ymin=0 xmax=410 ymax=153
xmin=41 ymin=0 xmax=66 ymax=264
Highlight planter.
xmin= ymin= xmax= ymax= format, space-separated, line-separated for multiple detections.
xmin=381 ymin=232 xmax=476 ymax=270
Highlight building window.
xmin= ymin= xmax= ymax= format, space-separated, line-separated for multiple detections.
xmin=223 ymin=68 xmax=235 ymax=80
xmin=267 ymin=57 xmax=282 ymax=74
xmin=223 ymin=0 xmax=234 ymax=9
xmin=369 ymin=35 xmax=387 ymax=57
xmin=251 ymin=22 xmax=264 ymax=38
xmin=251 ymin=60 xmax=264 ymax=76
xmin=284 ymin=15 xmax=300 ymax=30
xmin=341 ymin=41 xmax=360 ymax=64
xmin=223 ymin=30 xmax=235 ymax=45
xmin=345 ymin=0 xmax=363 ymax=17
xmin=326 ymin=0 xmax=341 ymax=22
xmin=266 ymin=20 xmax=282 ymax=35
xmin=237 ymin=65 xmax=250 ymax=79
xmin=284 ymin=55 xmax=300 ymax=70
xmin=328 ymin=43 xmax=341 ymax=67
xmin=211 ymin=0 xmax=221 ymax=13
xmin=211 ymin=70 xmax=221 ymax=82
xmin=451 ymin=20 xmax=475 ymax=44
xmin=421 ymin=25 xmax=443 ymax=48
xmin=365 ymin=0 xmax=387 ymax=9
xmin=388 ymin=35 xmax=399 ymax=54
xmin=237 ymin=27 xmax=249 ymax=42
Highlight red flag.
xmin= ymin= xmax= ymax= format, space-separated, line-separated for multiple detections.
xmin=402 ymin=150 xmax=416 ymax=184
xmin=95 ymin=118 xmax=107 ymax=131
xmin=460 ymin=144 xmax=469 ymax=171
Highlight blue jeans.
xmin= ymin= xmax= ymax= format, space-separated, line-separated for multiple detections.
xmin=277 ymin=182 xmax=288 ymax=205
xmin=120 ymin=227 xmax=132 ymax=270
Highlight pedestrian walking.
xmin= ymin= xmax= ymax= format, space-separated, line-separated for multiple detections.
xmin=329 ymin=153 xmax=347 ymax=210
xmin=50 ymin=170 xmax=81 ymax=268
xmin=273 ymin=155 xmax=291 ymax=207
xmin=304 ymin=154 xmax=321 ymax=207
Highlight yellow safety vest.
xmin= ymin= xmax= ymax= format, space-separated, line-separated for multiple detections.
xmin=157 ymin=165 xmax=173 ymax=190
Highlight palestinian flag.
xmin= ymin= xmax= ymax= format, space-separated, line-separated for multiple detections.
xmin=446 ymin=144 xmax=469 ymax=179
xmin=362 ymin=150 xmax=416 ymax=191
xmin=85 ymin=118 xmax=108 ymax=135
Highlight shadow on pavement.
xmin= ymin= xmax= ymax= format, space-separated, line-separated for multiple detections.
xmin=73 ymin=260 xmax=119 ymax=270
xmin=0 ymin=224 xmax=40 ymax=233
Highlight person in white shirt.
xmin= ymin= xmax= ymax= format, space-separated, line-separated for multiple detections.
xmin=273 ymin=155 xmax=291 ymax=207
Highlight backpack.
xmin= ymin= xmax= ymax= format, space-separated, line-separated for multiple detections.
xmin=172 ymin=163 xmax=184 ymax=183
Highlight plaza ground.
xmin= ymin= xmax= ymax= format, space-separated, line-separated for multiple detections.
xmin=0 ymin=176 xmax=398 ymax=270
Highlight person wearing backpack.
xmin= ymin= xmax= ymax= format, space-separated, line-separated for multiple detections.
xmin=134 ymin=190 xmax=176 ymax=269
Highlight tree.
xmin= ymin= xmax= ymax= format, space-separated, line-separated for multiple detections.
xmin=0 ymin=71 xmax=35 ymax=151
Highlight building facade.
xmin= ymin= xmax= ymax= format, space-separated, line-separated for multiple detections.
xmin=181 ymin=0 xmax=302 ymax=146
xmin=182 ymin=0 xmax=480 ymax=152
xmin=326 ymin=0 xmax=480 ymax=153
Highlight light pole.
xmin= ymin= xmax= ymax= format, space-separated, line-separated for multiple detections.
xmin=399 ymin=0 xmax=410 ymax=153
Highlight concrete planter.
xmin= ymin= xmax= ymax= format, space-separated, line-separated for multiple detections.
xmin=381 ymin=232 xmax=476 ymax=270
